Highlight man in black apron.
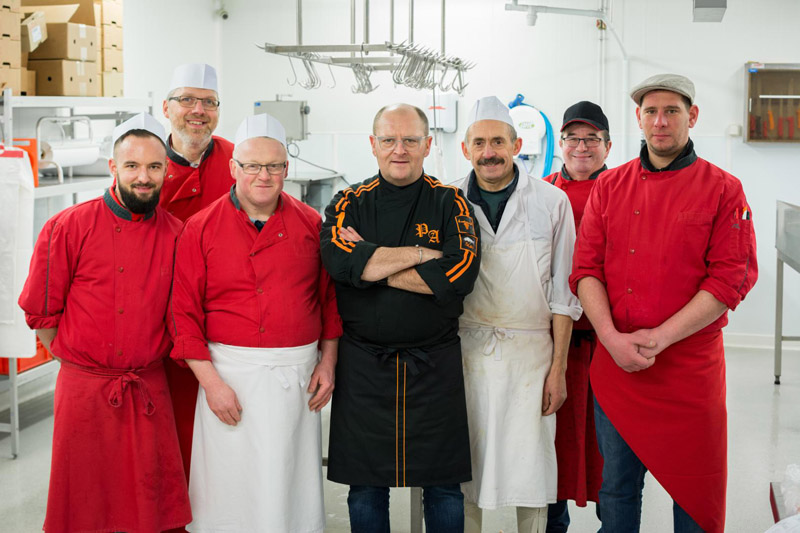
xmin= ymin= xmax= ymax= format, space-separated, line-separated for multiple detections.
xmin=321 ymin=103 xmax=481 ymax=532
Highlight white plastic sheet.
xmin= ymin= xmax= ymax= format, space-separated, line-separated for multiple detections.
xmin=0 ymin=145 xmax=36 ymax=357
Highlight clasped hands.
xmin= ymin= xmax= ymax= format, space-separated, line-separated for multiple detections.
xmin=602 ymin=327 xmax=672 ymax=373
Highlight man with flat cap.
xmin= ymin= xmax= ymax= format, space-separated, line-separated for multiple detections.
xmin=19 ymin=113 xmax=191 ymax=532
xmin=321 ymin=103 xmax=480 ymax=532
xmin=543 ymin=101 xmax=611 ymax=532
xmin=570 ymin=74 xmax=758 ymax=532
xmin=169 ymin=113 xmax=341 ymax=532
xmin=455 ymin=96 xmax=581 ymax=533
xmin=161 ymin=62 xmax=236 ymax=487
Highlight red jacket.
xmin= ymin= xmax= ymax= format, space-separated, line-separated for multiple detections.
xmin=19 ymin=189 xmax=182 ymax=369
xmin=160 ymin=135 xmax=235 ymax=222
xmin=169 ymin=188 xmax=342 ymax=363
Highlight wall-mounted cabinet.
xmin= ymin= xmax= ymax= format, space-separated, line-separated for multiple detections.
xmin=745 ymin=62 xmax=800 ymax=143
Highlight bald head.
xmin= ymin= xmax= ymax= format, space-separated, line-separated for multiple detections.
xmin=372 ymin=104 xmax=429 ymax=136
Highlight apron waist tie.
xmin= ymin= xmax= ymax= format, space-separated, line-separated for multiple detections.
xmin=463 ymin=325 xmax=549 ymax=361
xmin=378 ymin=348 xmax=433 ymax=376
xmin=267 ymin=365 xmax=307 ymax=390
xmin=60 ymin=359 xmax=161 ymax=416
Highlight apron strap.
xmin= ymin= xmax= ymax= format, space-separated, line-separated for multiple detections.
xmin=108 ymin=371 xmax=156 ymax=416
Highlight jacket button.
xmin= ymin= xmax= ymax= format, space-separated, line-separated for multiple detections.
xmin=630 ymin=249 xmax=635 ymax=254
xmin=256 ymin=288 xmax=263 ymax=294
xmin=634 ymin=210 xmax=640 ymax=215
xmin=191 ymin=188 xmax=197 ymax=193
xmin=259 ymin=327 xmax=265 ymax=333
xmin=116 ymin=349 xmax=123 ymax=356
xmin=278 ymin=233 xmax=283 ymax=237
xmin=118 ymin=308 xmax=124 ymax=314
xmin=115 ymin=226 xmax=121 ymax=233
xmin=627 ymin=288 xmax=633 ymax=294
xmin=118 ymin=266 xmax=124 ymax=272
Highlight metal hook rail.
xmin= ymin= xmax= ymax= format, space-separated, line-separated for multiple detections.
xmin=257 ymin=41 xmax=475 ymax=95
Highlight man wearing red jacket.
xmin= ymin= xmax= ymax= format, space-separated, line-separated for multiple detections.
xmin=160 ymin=63 xmax=235 ymax=489
xmin=570 ymin=74 xmax=758 ymax=533
xmin=18 ymin=113 xmax=191 ymax=533
xmin=543 ymin=100 xmax=610 ymax=532
xmin=169 ymin=113 xmax=341 ymax=532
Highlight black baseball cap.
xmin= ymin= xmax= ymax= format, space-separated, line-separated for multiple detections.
xmin=560 ymin=101 xmax=610 ymax=132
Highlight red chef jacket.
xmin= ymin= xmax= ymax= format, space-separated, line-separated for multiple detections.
xmin=545 ymin=165 xmax=605 ymax=506
xmin=169 ymin=187 xmax=342 ymax=361
xmin=160 ymin=135 xmax=234 ymax=222
xmin=569 ymin=146 xmax=758 ymax=533
xmin=18 ymin=189 xmax=191 ymax=533
xmin=159 ymin=134 xmax=234 ymax=498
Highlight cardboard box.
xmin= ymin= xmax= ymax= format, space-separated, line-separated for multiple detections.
xmin=20 ymin=64 xmax=33 ymax=94
xmin=21 ymin=10 xmax=46 ymax=52
xmin=100 ymin=22 xmax=120 ymax=49
xmin=29 ymin=59 xmax=98 ymax=95
xmin=95 ymin=0 xmax=120 ymax=27
xmin=25 ymin=2 xmax=97 ymax=60
xmin=0 ymin=65 xmax=21 ymax=93
xmin=0 ymin=36 xmax=20 ymax=67
xmin=0 ymin=8 xmax=20 ymax=39
xmin=101 ymin=69 xmax=120 ymax=96
xmin=101 ymin=44 xmax=120 ymax=71
xmin=2 ymin=0 xmax=20 ymax=13
xmin=20 ymin=49 xmax=25 ymax=66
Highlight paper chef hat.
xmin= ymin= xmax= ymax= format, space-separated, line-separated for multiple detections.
xmin=168 ymin=63 xmax=219 ymax=93
xmin=466 ymin=96 xmax=515 ymax=128
xmin=234 ymin=114 xmax=287 ymax=149
xmin=111 ymin=112 xmax=167 ymax=150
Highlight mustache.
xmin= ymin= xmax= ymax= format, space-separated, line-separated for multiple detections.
xmin=478 ymin=157 xmax=505 ymax=166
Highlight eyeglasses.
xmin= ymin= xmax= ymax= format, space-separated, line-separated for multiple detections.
xmin=233 ymin=159 xmax=287 ymax=175
xmin=561 ymin=136 xmax=604 ymax=148
xmin=168 ymin=95 xmax=220 ymax=110
xmin=372 ymin=136 xmax=429 ymax=151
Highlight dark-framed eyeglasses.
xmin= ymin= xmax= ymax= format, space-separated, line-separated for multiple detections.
xmin=168 ymin=95 xmax=220 ymax=110
xmin=372 ymin=135 xmax=429 ymax=151
xmin=233 ymin=159 xmax=287 ymax=175
xmin=561 ymin=136 xmax=604 ymax=148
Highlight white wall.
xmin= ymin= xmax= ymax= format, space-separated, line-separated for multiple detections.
xmin=123 ymin=0 xmax=800 ymax=344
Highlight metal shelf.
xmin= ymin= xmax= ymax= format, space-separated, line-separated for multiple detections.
xmin=0 ymin=95 xmax=151 ymax=110
xmin=34 ymin=176 xmax=112 ymax=199
xmin=0 ymin=359 xmax=59 ymax=395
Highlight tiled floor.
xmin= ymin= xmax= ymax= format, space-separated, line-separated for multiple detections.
xmin=1 ymin=347 xmax=798 ymax=532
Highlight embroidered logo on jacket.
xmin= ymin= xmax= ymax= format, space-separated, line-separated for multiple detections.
xmin=455 ymin=215 xmax=475 ymax=235
xmin=415 ymin=223 xmax=440 ymax=244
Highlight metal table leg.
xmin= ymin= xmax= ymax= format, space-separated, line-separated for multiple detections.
xmin=410 ymin=487 xmax=423 ymax=533
xmin=774 ymin=256 xmax=783 ymax=385
xmin=9 ymin=357 xmax=19 ymax=458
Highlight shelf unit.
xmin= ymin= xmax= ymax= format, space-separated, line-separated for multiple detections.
xmin=0 ymin=90 xmax=151 ymax=458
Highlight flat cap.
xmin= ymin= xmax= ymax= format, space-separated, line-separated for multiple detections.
xmin=630 ymin=73 xmax=695 ymax=106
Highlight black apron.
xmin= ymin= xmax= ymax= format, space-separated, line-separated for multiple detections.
xmin=327 ymin=333 xmax=472 ymax=487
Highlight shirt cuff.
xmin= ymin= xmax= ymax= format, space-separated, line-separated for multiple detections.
xmin=348 ymin=241 xmax=380 ymax=288
xmin=551 ymin=304 xmax=583 ymax=322
xmin=24 ymin=313 xmax=61 ymax=330
xmin=568 ymin=270 xmax=605 ymax=297
xmin=416 ymin=260 xmax=457 ymax=304
xmin=170 ymin=335 xmax=211 ymax=368
xmin=699 ymin=277 xmax=742 ymax=311
xmin=321 ymin=318 xmax=343 ymax=340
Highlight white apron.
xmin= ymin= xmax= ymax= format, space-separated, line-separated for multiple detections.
xmin=187 ymin=341 xmax=324 ymax=533
xmin=460 ymin=192 xmax=557 ymax=510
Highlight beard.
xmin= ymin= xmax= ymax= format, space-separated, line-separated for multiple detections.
xmin=117 ymin=180 xmax=161 ymax=214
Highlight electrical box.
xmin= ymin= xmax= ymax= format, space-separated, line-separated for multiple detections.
xmin=425 ymin=93 xmax=458 ymax=133
xmin=253 ymin=100 xmax=310 ymax=142
xmin=745 ymin=62 xmax=800 ymax=143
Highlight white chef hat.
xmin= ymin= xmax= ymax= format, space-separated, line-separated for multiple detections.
xmin=466 ymin=96 xmax=515 ymax=128
xmin=168 ymin=63 xmax=218 ymax=93
xmin=234 ymin=114 xmax=287 ymax=149
xmin=111 ymin=112 xmax=167 ymax=153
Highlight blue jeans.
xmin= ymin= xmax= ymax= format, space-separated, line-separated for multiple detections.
xmin=348 ymin=484 xmax=464 ymax=533
xmin=594 ymin=399 xmax=704 ymax=533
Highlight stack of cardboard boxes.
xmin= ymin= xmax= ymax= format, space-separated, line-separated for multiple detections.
xmin=26 ymin=1 xmax=98 ymax=96
xmin=0 ymin=0 xmax=23 ymax=94
xmin=0 ymin=0 xmax=124 ymax=97
xmin=95 ymin=0 xmax=122 ymax=97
